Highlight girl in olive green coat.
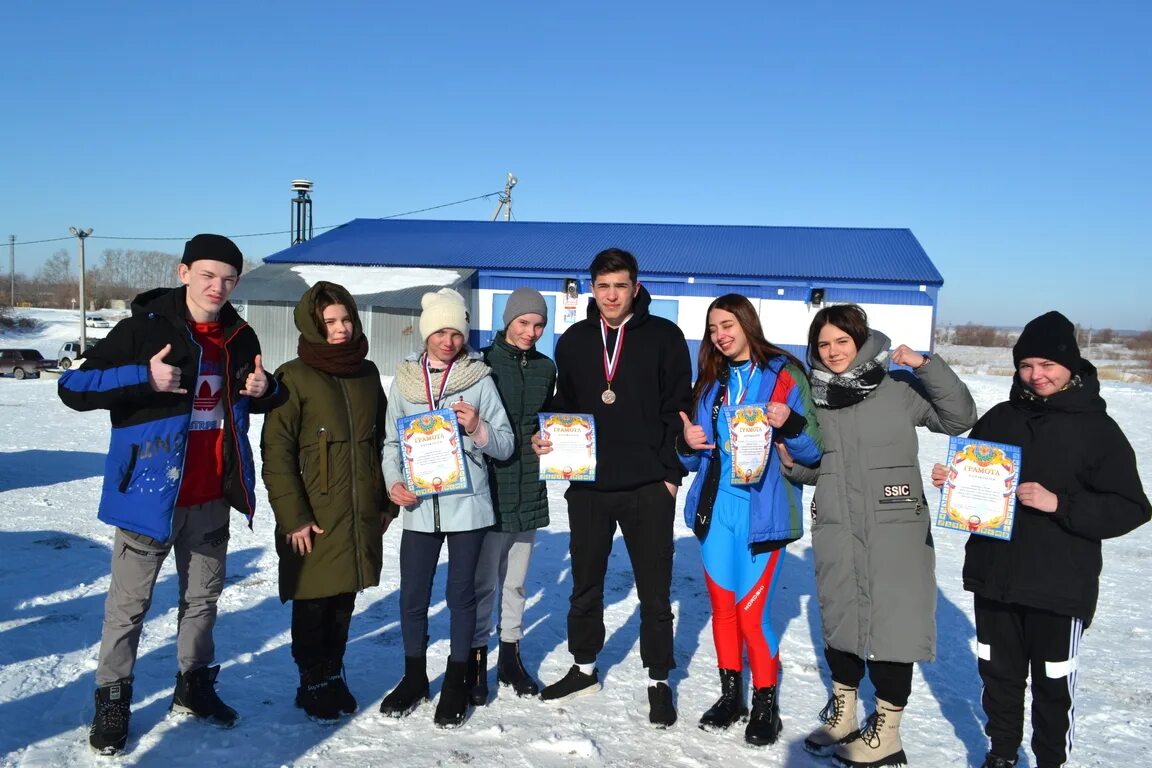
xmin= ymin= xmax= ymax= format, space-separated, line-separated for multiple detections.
xmin=261 ymin=281 xmax=394 ymax=722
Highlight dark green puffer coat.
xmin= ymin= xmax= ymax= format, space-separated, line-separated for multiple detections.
xmin=482 ymin=334 xmax=556 ymax=533
xmin=261 ymin=282 xmax=392 ymax=602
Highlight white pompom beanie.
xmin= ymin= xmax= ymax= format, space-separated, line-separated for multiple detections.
xmin=419 ymin=288 xmax=470 ymax=341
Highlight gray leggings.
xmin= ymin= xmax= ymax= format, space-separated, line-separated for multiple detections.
xmin=95 ymin=500 xmax=230 ymax=686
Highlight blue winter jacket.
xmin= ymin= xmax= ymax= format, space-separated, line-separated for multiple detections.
xmin=57 ymin=286 xmax=285 ymax=542
xmin=680 ymin=356 xmax=822 ymax=546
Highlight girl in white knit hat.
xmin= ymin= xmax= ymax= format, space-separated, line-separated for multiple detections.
xmin=378 ymin=288 xmax=514 ymax=729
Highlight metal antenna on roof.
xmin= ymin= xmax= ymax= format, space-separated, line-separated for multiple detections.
xmin=291 ymin=179 xmax=314 ymax=245
xmin=491 ymin=173 xmax=517 ymax=221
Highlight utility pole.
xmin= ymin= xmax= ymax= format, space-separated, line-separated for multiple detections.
xmin=69 ymin=227 xmax=93 ymax=352
xmin=491 ymin=172 xmax=518 ymax=221
xmin=8 ymin=235 xmax=14 ymax=307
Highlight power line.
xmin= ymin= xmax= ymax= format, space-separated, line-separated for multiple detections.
xmin=5 ymin=190 xmax=503 ymax=248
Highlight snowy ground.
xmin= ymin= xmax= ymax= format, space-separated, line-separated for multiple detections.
xmin=1 ymin=313 xmax=1150 ymax=767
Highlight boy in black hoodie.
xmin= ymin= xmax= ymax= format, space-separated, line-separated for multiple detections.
xmin=533 ymin=248 xmax=692 ymax=727
xmin=933 ymin=310 xmax=1150 ymax=768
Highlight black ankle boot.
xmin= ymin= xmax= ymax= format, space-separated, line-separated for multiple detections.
xmin=379 ymin=655 xmax=429 ymax=717
xmin=171 ymin=665 xmax=238 ymax=728
xmin=434 ymin=660 xmax=471 ymax=728
xmin=745 ymin=685 xmax=783 ymax=746
xmin=699 ymin=668 xmax=747 ymax=732
xmin=325 ymin=661 xmax=357 ymax=715
xmin=466 ymin=646 xmax=489 ymax=706
xmin=90 ymin=681 xmax=132 ymax=755
xmin=497 ymin=641 xmax=540 ymax=697
xmin=295 ymin=663 xmax=341 ymax=723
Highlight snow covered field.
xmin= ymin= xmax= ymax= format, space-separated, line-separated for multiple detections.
xmin=1 ymin=313 xmax=1149 ymax=767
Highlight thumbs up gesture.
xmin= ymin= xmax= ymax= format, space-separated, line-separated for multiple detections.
xmin=240 ymin=354 xmax=268 ymax=398
xmin=679 ymin=410 xmax=715 ymax=451
xmin=148 ymin=344 xmax=186 ymax=394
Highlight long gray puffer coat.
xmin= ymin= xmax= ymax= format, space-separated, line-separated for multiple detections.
xmin=786 ymin=330 xmax=977 ymax=663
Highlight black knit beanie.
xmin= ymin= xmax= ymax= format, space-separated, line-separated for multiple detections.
xmin=1012 ymin=310 xmax=1081 ymax=372
xmin=181 ymin=233 xmax=244 ymax=275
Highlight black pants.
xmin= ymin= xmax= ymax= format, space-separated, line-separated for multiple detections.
xmin=975 ymin=596 xmax=1085 ymax=768
xmin=399 ymin=527 xmax=487 ymax=662
xmin=291 ymin=592 xmax=356 ymax=672
xmin=566 ymin=481 xmax=676 ymax=679
xmin=824 ymin=646 xmax=913 ymax=708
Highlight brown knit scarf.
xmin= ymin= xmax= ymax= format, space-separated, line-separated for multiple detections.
xmin=297 ymin=333 xmax=369 ymax=376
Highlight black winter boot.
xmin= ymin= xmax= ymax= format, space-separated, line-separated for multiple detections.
xmin=745 ymin=685 xmax=783 ymax=746
xmin=466 ymin=646 xmax=489 ymax=706
xmin=497 ymin=640 xmax=540 ymax=697
xmin=434 ymin=660 xmax=471 ymax=728
xmin=295 ymin=664 xmax=341 ymax=723
xmin=379 ymin=655 xmax=430 ymax=718
xmin=171 ymin=665 xmax=238 ymax=728
xmin=326 ymin=661 xmax=357 ymax=716
xmin=698 ymin=668 xmax=747 ymax=732
xmin=89 ymin=680 xmax=132 ymax=755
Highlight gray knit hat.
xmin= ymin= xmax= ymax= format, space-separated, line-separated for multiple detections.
xmin=503 ymin=287 xmax=548 ymax=327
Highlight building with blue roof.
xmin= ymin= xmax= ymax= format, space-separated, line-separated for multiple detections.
xmin=234 ymin=218 xmax=943 ymax=372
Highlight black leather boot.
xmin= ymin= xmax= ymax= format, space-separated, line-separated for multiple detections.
xmin=698 ymin=668 xmax=747 ymax=732
xmin=466 ymin=646 xmax=489 ymax=706
xmin=497 ymin=640 xmax=540 ymax=697
xmin=745 ymin=685 xmax=783 ymax=746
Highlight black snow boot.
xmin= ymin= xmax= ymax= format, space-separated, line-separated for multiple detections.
xmin=497 ymin=640 xmax=540 ymax=697
xmin=434 ymin=659 xmax=471 ymax=728
xmin=326 ymin=661 xmax=357 ymax=716
xmin=295 ymin=664 xmax=341 ymax=723
xmin=466 ymin=646 xmax=489 ymax=706
xmin=699 ymin=668 xmax=747 ymax=732
xmin=980 ymin=752 xmax=1018 ymax=768
xmin=745 ymin=685 xmax=783 ymax=746
xmin=171 ymin=665 xmax=238 ymax=728
xmin=647 ymin=681 xmax=678 ymax=728
xmin=379 ymin=655 xmax=429 ymax=717
xmin=89 ymin=680 xmax=132 ymax=755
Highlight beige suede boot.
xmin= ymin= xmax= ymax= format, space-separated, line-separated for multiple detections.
xmin=834 ymin=698 xmax=906 ymax=767
xmin=803 ymin=681 xmax=859 ymax=755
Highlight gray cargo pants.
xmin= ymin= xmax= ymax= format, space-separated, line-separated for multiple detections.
xmin=95 ymin=499 xmax=230 ymax=685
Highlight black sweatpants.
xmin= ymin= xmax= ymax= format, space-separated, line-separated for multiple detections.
xmin=399 ymin=527 xmax=487 ymax=663
xmin=824 ymin=645 xmax=913 ymax=708
xmin=291 ymin=592 xmax=356 ymax=672
xmin=975 ymin=595 xmax=1085 ymax=768
xmin=565 ymin=481 xmax=676 ymax=679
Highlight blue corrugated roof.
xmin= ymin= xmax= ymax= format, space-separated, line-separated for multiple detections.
xmin=263 ymin=219 xmax=943 ymax=285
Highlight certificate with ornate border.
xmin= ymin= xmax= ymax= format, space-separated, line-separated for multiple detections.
xmin=723 ymin=403 xmax=773 ymax=486
xmin=537 ymin=412 xmax=596 ymax=482
xmin=398 ymin=408 xmax=469 ymax=496
xmin=935 ymin=437 xmax=1022 ymax=540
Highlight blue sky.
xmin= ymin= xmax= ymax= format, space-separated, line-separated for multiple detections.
xmin=3 ymin=2 xmax=1149 ymax=329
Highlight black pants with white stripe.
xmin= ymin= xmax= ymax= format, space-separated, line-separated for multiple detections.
xmin=975 ymin=596 xmax=1085 ymax=768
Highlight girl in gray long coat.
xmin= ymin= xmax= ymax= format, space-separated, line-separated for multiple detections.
xmin=781 ymin=304 xmax=976 ymax=768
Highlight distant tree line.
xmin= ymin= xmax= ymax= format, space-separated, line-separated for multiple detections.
xmin=1 ymin=248 xmax=261 ymax=310
xmin=938 ymin=322 xmax=1152 ymax=368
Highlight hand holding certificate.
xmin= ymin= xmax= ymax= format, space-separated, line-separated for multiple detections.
xmin=935 ymin=437 xmax=1022 ymax=540
xmin=537 ymin=413 xmax=596 ymax=481
xmin=723 ymin=404 xmax=773 ymax=486
xmin=399 ymin=408 xmax=469 ymax=496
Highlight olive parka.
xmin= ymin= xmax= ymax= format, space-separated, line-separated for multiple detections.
xmin=785 ymin=331 xmax=978 ymax=663
xmin=261 ymin=283 xmax=392 ymax=602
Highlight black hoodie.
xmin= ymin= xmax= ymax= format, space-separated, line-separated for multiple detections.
xmin=962 ymin=362 xmax=1151 ymax=623
xmin=552 ymin=285 xmax=692 ymax=492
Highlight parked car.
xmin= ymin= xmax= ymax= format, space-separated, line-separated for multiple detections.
xmin=85 ymin=315 xmax=111 ymax=328
xmin=0 ymin=349 xmax=54 ymax=379
xmin=58 ymin=340 xmax=100 ymax=370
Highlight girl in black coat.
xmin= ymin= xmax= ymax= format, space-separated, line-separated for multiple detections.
xmin=932 ymin=311 xmax=1150 ymax=768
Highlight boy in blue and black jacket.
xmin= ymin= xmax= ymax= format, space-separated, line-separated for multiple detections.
xmin=58 ymin=234 xmax=285 ymax=755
